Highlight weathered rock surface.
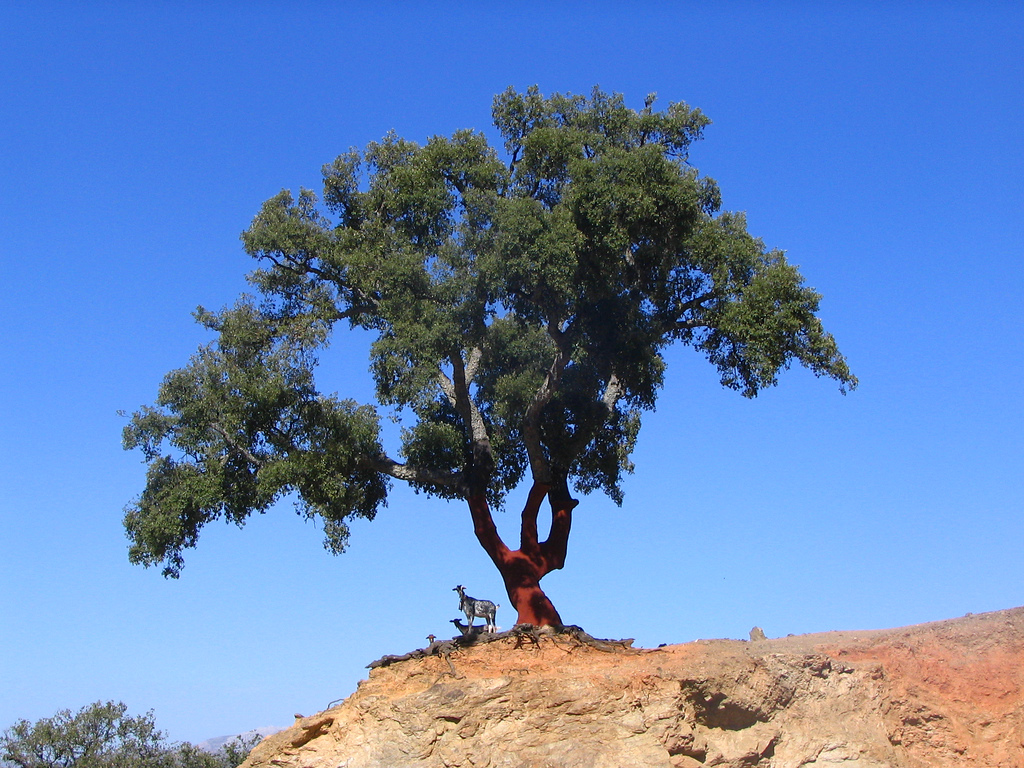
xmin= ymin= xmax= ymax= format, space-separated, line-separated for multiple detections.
xmin=243 ymin=607 xmax=1024 ymax=768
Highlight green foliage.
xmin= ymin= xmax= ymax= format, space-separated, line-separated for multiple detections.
xmin=0 ymin=702 xmax=256 ymax=768
xmin=123 ymin=296 xmax=387 ymax=577
xmin=124 ymin=86 xmax=855 ymax=575
xmin=169 ymin=736 xmax=259 ymax=768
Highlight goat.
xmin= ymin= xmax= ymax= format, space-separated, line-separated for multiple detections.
xmin=453 ymin=585 xmax=498 ymax=632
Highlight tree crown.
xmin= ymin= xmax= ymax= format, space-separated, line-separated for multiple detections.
xmin=124 ymin=86 xmax=855 ymax=576
xmin=0 ymin=701 xmax=256 ymax=768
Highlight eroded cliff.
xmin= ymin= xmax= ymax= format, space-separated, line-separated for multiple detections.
xmin=243 ymin=607 xmax=1024 ymax=767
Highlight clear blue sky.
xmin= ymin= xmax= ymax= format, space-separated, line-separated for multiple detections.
xmin=2 ymin=0 xmax=1021 ymax=746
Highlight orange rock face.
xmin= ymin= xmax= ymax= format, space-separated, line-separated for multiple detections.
xmin=244 ymin=608 xmax=1024 ymax=768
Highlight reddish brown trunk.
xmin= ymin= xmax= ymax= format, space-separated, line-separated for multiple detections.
xmin=495 ymin=550 xmax=563 ymax=627
xmin=466 ymin=483 xmax=576 ymax=628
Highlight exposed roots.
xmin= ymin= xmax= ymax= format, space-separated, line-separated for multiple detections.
xmin=365 ymin=623 xmax=636 ymax=671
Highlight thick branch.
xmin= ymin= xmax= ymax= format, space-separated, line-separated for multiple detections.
xmin=464 ymin=346 xmax=483 ymax=382
xmin=540 ymin=478 xmax=577 ymax=571
xmin=507 ymin=146 xmax=521 ymax=175
xmin=331 ymin=300 xmax=381 ymax=323
xmin=559 ymin=373 xmax=626 ymax=466
xmin=601 ymin=373 xmax=624 ymax=412
xmin=263 ymin=250 xmax=329 ymax=279
xmin=519 ymin=482 xmax=549 ymax=555
xmin=437 ymin=370 xmax=458 ymax=409
xmin=467 ymin=494 xmax=511 ymax=568
xmin=672 ymin=290 xmax=717 ymax=331
xmin=262 ymin=252 xmax=380 ymax=320
xmin=439 ymin=349 xmax=493 ymax=488
xmin=360 ymin=453 xmax=466 ymax=493
xmin=523 ymin=322 xmax=572 ymax=484
xmin=444 ymin=350 xmax=489 ymax=445
xmin=209 ymin=423 xmax=265 ymax=468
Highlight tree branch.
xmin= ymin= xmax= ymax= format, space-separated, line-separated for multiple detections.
xmin=437 ymin=349 xmax=494 ymax=491
xmin=464 ymin=346 xmax=483 ymax=382
xmin=549 ymin=371 xmax=626 ymax=471
xmin=507 ymin=146 xmax=521 ymax=175
xmin=209 ymin=423 xmax=265 ymax=468
xmin=467 ymin=494 xmax=511 ymax=568
xmin=672 ymin=290 xmax=717 ymax=331
xmin=261 ymin=252 xmax=380 ymax=320
xmin=437 ymin=370 xmax=458 ymax=409
xmin=443 ymin=351 xmax=489 ymax=445
xmin=523 ymin=322 xmax=572 ymax=484
xmin=360 ymin=453 xmax=466 ymax=493
xmin=540 ymin=477 xmax=577 ymax=572
xmin=263 ymin=251 xmax=331 ymax=281
xmin=600 ymin=373 xmax=624 ymax=413
xmin=675 ymin=319 xmax=710 ymax=332
xmin=519 ymin=482 xmax=549 ymax=555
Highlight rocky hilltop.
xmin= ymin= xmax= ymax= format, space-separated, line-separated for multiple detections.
xmin=242 ymin=607 xmax=1024 ymax=767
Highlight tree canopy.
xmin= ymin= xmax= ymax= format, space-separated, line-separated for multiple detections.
xmin=123 ymin=86 xmax=855 ymax=626
xmin=0 ymin=702 xmax=256 ymax=768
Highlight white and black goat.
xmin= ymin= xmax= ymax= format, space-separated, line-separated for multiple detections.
xmin=453 ymin=585 xmax=498 ymax=633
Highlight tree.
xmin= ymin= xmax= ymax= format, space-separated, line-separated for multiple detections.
xmin=1 ymin=702 xmax=169 ymax=768
xmin=123 ymin=86 xmax=856 ymax=627
xmin=172 ymin=738 xmax=259 ymax=768
xmin=0 ymin=701 xmax=256 ymax=768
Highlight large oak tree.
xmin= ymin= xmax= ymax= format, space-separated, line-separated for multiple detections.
xmin=123 ymin=87 xmax=855 ymax=627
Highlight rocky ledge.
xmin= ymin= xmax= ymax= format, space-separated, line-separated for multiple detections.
xmin=242 ymin=607 xmax=1024 ymax=767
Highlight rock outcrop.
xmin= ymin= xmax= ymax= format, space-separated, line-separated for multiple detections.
xmin=243 ymin=607 xmax=1024 ymax=767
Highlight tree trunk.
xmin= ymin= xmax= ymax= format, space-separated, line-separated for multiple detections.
xmin=493 ymin=550 xmax=563 ymax=627
xmin=466 ymin=482 xmax=577 ymax=628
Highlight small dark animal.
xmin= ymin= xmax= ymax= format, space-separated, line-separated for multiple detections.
xmin=453 ymin=585 xmax=498 ymax=632
xmin=451 ymin=618 xmax=484 ymax=636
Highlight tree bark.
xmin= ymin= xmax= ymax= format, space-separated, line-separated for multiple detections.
xmin=466 ymin=482 xmax=576 ymax=628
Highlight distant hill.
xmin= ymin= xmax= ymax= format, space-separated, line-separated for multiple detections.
xmin=197 ymin=727 xmax=281 ymax=754
xmin=240 ymin=608 xmax=1024 ymax=768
